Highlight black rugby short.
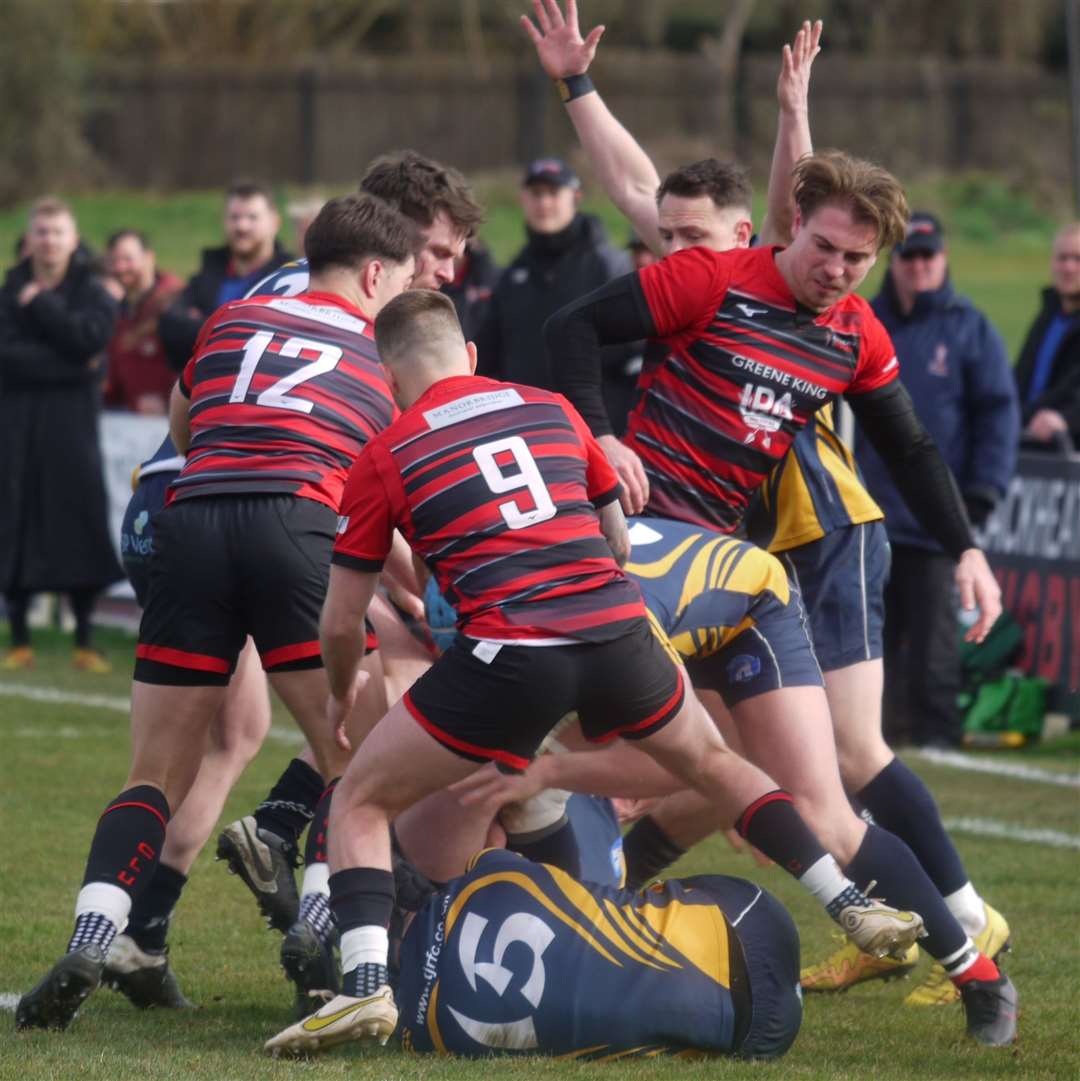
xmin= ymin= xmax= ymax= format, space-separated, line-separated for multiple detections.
xmin=403 ymin=618 xmax=685 ymax=772
xmin=135 ymin=494 xmax=335 ymax=685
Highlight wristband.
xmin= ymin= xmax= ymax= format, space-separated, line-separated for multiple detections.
xmin=555 ymin=73 xmax=595 ymax=103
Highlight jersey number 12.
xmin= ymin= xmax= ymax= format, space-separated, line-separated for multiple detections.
xmin=229 ymin=331 xmax=342 ymax=415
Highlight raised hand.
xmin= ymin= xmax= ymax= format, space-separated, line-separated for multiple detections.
xmin=777 ymin=19 xmax=823 ymax=114
xmin=521 ymin=0 xmax=605 ymax=80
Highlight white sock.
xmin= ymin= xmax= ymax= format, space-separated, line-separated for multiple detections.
xmin=340 ymin=925 xmax=389 ymax=973
xmin=300 ymin=861 xmax=330 ymax=901
xmin=798 ymin=854 xmax=851 ymax=909
xmin=944 ymin=882 xmax=986 ymax=938
xmin=75 ymin=881 xmax=131 ymax=933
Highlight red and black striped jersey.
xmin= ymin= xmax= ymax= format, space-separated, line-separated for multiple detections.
xmin=333 ymin=374 xmax=645 ymax=644
xmin=171 ymin=291 xmax=396 ymax=510
xmin=629 ymin=245 xmax=898 ymax=532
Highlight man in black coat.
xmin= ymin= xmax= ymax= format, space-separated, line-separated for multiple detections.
xmin=1015 ymin=222 xmax=1080 ymax=450
xmin=0 ymin=197 xmax=121 ymax=670
xmin=475 ymin=158 xmax=638 ymax=433
xmin=158 ymin=181 xmax=292 ymax=371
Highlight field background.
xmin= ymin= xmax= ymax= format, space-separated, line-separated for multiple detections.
xmin=0 ymin=172 xmax=1061 ymax=357
xmin=2 ymin=628 xmax=1078 ymax=1081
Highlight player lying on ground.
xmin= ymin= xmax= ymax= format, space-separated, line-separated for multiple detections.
xmin=262 ymin=289 xmax=923 ymax=1056
xmin=526 ymin=0 xmax=1010 ymax=1008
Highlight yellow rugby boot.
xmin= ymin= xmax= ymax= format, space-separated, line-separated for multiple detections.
xmin=802 ymin=936 xmax=920 ymax=992
xmin=904 ymin=902 xmax=1011 ymax=1007
xmin=73 ymin=648 xmax=112 ymax=674
xmin=2 ymin=646 xmax=34 ymax=670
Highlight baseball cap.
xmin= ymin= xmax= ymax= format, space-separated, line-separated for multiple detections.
xmin=522 ymin=157 xmax=580 ymax=190
xmin=897 ymin=212 xmax=944 ymax=256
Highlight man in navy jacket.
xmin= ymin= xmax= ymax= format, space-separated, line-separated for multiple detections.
xmin=857 ymin=213 xmax=1019 ymax=747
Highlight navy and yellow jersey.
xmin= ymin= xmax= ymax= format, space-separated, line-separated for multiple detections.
xmin=750 ymin=403 xmax=883 ymax=554
xmin=396 ymin=848 xmax=746 ymax=1059
xmin=246 ymin=257 xmax=310 ymax=299
xmin=625 ymin=517 xmax=790 ymax=664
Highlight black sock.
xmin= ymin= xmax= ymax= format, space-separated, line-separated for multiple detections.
xmin=127 ymin=862 xmax=187 ymax=953
xmin=736 ymin=790 xmax=828 ymax=877
xmin=856 ymin=758 xmax=968 ymax=897
xmin=844 ymin=823 xmax=968 ymax=962
xmin=329 ymin=867 xmax=396 ymax=933
xmin=303 ymin=778 xmax=339 ymax=868
xmin=254 ymin=758 xmax=324 ymax=847
xmin=5 ymin=590 xmax=32 ymax=647
xmin=507 ymin=816 xmax=581 ymax=879
xmin=82 ymin=785 xmax=171 ymax=901
xmin=622 ymin=815 xmax=686 ymax=889
xmin=70 ymin=588 xmax=98 ymax=651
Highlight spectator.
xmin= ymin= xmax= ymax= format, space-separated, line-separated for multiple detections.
xmin=1015 ymin=221 xmax=1080 ymax=451
xmin=475 ymin=157 xmax=637 ymax=432
xmin=286 ymin=195 xmax=325 ymax=252
xmin=856 ymin=212 xmax=1020 ymax=748
xmin=0 ymin=196 xmax=122 ymax=672
xmin=158 ymin=180 xmax=292 ymax=370
xmin=442 ymin=237 xmax=499 ymax=341
xmin=102 ymin=230 xmax=182 ymax=414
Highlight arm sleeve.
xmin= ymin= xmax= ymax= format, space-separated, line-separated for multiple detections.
xmin=847 ymin=380 xmax=976 ymax=559
xmin=963 ymin=314 xmax=1020 ymax=498
xmin=544 ymin=272 xmax=657 ymax=437
xmin=563 ymin=398 xmax=622 ymax=507
xmin=331 ymin=445 xmax=397 ymax=572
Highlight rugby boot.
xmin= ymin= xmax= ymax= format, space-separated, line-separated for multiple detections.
xmin=960 ymin=973 xmax=1019 ymax=1046
xmin=15 ymin=944 xmax=105 ymax=1030
xmin=905 ymin=902 xmax=1011 ymax=1007
xmin=836 ymin=897 xmax=925 ymax=960
xmin=216 ymin=815 xmax=300 ymax=932
xmin=280 ymin=921 xmax=339 ymax=1019
xmin=802 ymin=937 xmax=920 ymax=992
xmin=72 ymin=648 xmax=111 ymax=674
xmin=103 ymin=934 xmax=196 ymax=1009
xmin=264 ymin=986 xmax=398 ymax=1057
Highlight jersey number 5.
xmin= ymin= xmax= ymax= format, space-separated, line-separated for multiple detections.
xmin=473 ymin=436 xmax=557 ymax=530
xmin=229 ymin=331 xmax=342 ymax=415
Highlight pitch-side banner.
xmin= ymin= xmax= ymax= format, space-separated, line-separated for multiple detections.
xmin=976 ymin=451 xmax=1080 ymax=709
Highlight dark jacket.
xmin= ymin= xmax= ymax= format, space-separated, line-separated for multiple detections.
xmin=158 ymin=241 xmax=292 ymax=371
xmin=476 ymin=213 xmax=635 ymax=429
xmin=0 ymin=254 xmax=123 ymax=591
xmin=1014 ymin=286 xmax=1080 ymax=442
xmin=443 ymin=242 xmax=500 ymax=342
xmin=857 ymin=272 xmax=1020 ymax=551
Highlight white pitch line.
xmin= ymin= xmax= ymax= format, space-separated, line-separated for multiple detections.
xmin=943 ymin=817 xmax=1080 ymax=850
xmin=917 ymin=747 xmax=1080 ymax=788
xmin=1 ymin=681 xmax=304 ymax=745
xmin=0 ymin=992 xmax=19 ymax=1013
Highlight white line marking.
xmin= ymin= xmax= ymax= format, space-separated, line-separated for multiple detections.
xmin=0 ymin=682 xmax=303 ymax=744
xmin=943 ymin=817 xmax=1080 ymax=850
xmin=0 ymin=992 xmax=20 ymax=1012
xmin=916 ymin=748 xmax=1080 ymax=788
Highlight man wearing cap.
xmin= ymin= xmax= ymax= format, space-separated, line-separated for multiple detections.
xmin=474 ymin=157 xmax=637 ymax=433
xmin=856 ymin=212 xmax=1020 ymax=748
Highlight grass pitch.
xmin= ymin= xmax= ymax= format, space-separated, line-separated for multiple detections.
xmin=2 ymin=627 xmax=1078 ymax=1080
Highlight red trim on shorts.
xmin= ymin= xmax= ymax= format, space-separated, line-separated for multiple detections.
xmin=135 ymin=643 xmax=230 ymax=674
xmin=402 ymin=692 xmax=531 ymax=772
xmin=261 ymin=640 xmax=322 ymax=669
xmin=587 ymin=667 xmax=686 ymax=744
xmin=736 ymin=789 xmax=793 ymax=838
xmin=101 ymin=800 xmax=168 ymax=831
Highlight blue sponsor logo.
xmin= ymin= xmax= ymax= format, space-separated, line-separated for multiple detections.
xmin=727 ymin=653 xmax=761 ymax=684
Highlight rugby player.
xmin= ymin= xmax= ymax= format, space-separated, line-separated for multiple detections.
xmin=527 ymin=0 xmax=1010 ymax=1013
xmin=263 ymin=290 xmax=922 ymax=1056
xmin=395 ymin=848 xmax=804 ymax=1060
xmin=15 ymin=193 xmax=418 ymax=1033
xmin=542 ymin=148 xmax=1018 ymax=1044
xmin=213 ymin=151 xmax=483 ymax=1009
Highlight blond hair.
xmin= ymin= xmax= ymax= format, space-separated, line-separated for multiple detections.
xmin=374 ymin=289 xmax=465 ymax=370
xmin=793 ymin=151 xmax=909 ymax=252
